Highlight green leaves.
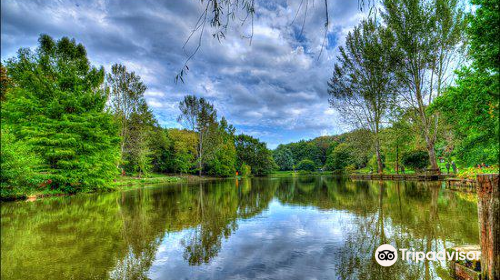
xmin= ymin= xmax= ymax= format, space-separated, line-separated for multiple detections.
xmin=2 ymin=35 xmax=120 ymax=194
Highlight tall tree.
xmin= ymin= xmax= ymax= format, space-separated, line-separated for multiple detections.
xmin=328 ymin=19 xmax=398 ymax=173
xmin=431 ymin=0 xmax=499 ymax=165
xmin=106 ymin=64 xmax=155 ymax=175
xmin=178 ymin=95 xmax=217 ymax=176
xmin=382 ymin=0 xmax=465 ymax=170
xmin=2 ymin=35 xmax=120 ymax=191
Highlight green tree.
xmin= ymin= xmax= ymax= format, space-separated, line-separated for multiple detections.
xmin=3 ymin=35 xmax=120 ymax=192
xmin=125 ymin=101 xmax=156 ymax=177
xmin=382 ymin=0 xmax=465 ymax=170
xmin=166 ymin=129 xmax=198 ymax=174
xmin=205 ymin=117 xmax=237 ymax=177
xmin=235 ymin=134 xmax=276 ymax=175
xmin=328 ymin=18 xmax=398 ymax=174
xmin=296 ymin=159 xmax=316 ymax=172
xmin=325 ymin=143 xmax=354 ymax=172
xmin=431 ymin=0 xmax=499 ymax=165
xmin=0 ymin=127 xmax=42 ymax=198
xmin=178 ymin=95 xmax=217 ymax=176
xmin=273 ymin=145 xmax=294 ymax=171
xmin=106 ymin=63 xmax=154 ymax=175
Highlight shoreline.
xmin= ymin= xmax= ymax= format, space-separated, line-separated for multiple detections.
xmin=1 ymin=174 xmax=229 ymax=202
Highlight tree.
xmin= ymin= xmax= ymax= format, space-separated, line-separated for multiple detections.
xmin=235 ymin=134 xmax=276 ymax=175
xmin=106 ymin=63 xmax=151 ymax=173
xmin=150 ymin=127 xmax=172 ymax=173
xmin=205 ymin=117 xmax=237 ymax=177
xmin=382 ymin=0 xmax=465 ymax=171
xmin=125 ymin=101 xmax=156 ymax=177
xmin=1 ymin=127 xmax=42 ymax=198
xmin=430 ymin=0 xmax=499 ymax=165
xmin=0 ymin=64 xmax=12 ymax=101
xmin=273 ymin=145 xmax=294 ymax=171
xmin=296 ymin=159 xmax=317 ymax=172
xmin=328 ymin=18 xmax=398 ymax=174
xmin=3 ymin=35 xmax=120 ymax=192
xmin=324 ymin=143 xmax=354 ymax=171
xmin=167 ymin=129 xmax=198 ymax=174
xmin=178 ymin=95 xmax=217 ymax=176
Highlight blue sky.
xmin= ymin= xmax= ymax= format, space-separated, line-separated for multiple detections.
xmin=1 ymin=0 xmax=367 ymax=148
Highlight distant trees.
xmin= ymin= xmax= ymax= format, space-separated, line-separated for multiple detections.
xmin=328 ymin=18 xmax=397 ymax=174
xmin=296 ymin=160 xmax=316 ymax=172
xmin=273 ymin=146 xmax=294 ymax=171
xmin=178 ymin=95 xmax=217 ymax=176
xmin=204 ymin=118 xmax=237 ymax=177
xmin=235 ymin=134 xmax=276 ymax=175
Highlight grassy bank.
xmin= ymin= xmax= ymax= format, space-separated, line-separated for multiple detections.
xmin=1 ymin=173 xmax=222 ymax=202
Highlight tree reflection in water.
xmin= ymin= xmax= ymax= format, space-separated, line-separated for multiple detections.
xmin=1 ymin=176 xmax=478 ymax=280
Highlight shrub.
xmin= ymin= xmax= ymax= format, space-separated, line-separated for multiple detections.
xmin=401 ymin=150 xmax=428 ymax=172
xmin=296 ymin=159 xmax=317 ymax=172
xmin=240 ymin=163 xmax=251 ymax=177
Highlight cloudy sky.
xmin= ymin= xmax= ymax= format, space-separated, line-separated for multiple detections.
xmin=1 ymin=0 xmax=368 ymax=148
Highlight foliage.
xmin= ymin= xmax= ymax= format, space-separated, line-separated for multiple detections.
xmin=2 ymin=35 xmax=120 ymax=193
xmin=401 ymin=150 xmax=429 ymax=171
xmin=106 ymin=63 xmax=155 ymax=176
xmin=324 ymin=143 xmax=354 ymax=171
xmin=178 ymin=95 xmax=217 ymax=176
xmin=205 ymin=118 xmax=237 ymax=177
xmin=382 ymin=0 xmax=465 ymax=169
xmin=239 ymin=163 xmax=251 ymax=177
xmin=277 ymin=136 xmax=339 ymax=168
xmin=273 ymin=145 xmax=294 ymax=171
xmin=165 ymin=129 xmax=198 ymax=174
xmin=0 ymin=128 xmax=43 ymax=198
xmin=235 ymin=134 xmax=276 ymax=175
xmin=296 ymin=159 xmax=317 ymax=172
xmin=328 ymin=18 xmax=397 ymax=173
xmin=457 ymin=165 xmax=499 ymax=179
xmin=430 ymin=0 xmax=499 ymax=166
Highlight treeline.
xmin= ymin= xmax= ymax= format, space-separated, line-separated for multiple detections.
xmin=325 ymin=0 xmax=498 ymax=173
xmin=0 ymin=35 xmax=275 ymax=198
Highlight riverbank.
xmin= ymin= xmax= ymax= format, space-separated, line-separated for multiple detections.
xmin=1 ymin=173 xmax=223 ymax=202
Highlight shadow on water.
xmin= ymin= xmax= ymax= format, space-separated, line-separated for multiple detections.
xmin=1 ymin=176 xmax=479 ymax=280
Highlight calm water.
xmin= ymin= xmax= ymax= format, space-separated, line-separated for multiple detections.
xmin=1 ymin=176 xmax=479 ymax=280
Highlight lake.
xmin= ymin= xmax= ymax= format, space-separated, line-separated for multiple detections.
xmin=1 ymin=176 xmax=479 ymax=280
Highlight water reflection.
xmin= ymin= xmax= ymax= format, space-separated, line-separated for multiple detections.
xmin=1 ymin=176 xmax=479 ymax=280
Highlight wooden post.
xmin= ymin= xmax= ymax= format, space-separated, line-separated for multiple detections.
xmin=476 ymin=174 xmax=499 ymax=280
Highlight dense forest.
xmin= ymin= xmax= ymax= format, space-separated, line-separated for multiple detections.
xmin=1 ymin=0 xmax=498 ymax=199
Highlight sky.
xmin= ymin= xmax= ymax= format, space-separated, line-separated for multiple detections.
xmin=1 ymin=0 xmax=368 ymax=148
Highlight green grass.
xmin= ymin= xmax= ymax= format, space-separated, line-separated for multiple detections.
xmin=111 ymin=174 xmax=186 ymax=189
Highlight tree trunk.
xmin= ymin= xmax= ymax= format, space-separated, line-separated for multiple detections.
xmin=476 ymin=174 xmax=499 ymax=280
xmin=198 ymin=131 xmax=203 ymax=177
xmin=375 ymin=138 xmax=383 ymax=174
xmin=425 ymin=139 xmax=439 ymax=171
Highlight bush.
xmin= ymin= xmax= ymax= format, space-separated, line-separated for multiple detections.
xmin=240 ymin=163 xmax=251 ymax=177
xmin=296 ymin=159 xmax=317 ymax=172
xmin=401 ymin=150 xmax=428 ymax=172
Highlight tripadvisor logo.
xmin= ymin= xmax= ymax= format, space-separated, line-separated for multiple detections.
xmin=375 ymin=244 xmax=481 ymax=267
xmin=375 ymin=244 xmax=398 ymax=267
